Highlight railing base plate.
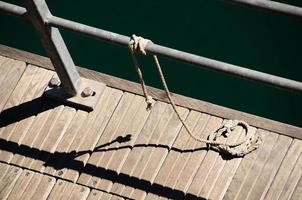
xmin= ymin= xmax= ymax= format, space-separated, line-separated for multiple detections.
xmin=44 ymin=75 xmax=106 ymax=112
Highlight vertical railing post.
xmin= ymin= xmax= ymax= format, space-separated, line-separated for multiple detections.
xmin=23 ymin=0 xmax=81 ymax=96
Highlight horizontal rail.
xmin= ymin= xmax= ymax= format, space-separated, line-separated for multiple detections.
xmin=228 ymin=0 xmax=302 ymax=18
xmin=1 ymin=1 xmax=302 ymax=93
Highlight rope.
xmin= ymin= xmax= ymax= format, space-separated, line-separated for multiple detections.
xmin=128 ymin=35 xmax=155 ymax=110
xmin=128 ymin=34 xmax=262 ymax=157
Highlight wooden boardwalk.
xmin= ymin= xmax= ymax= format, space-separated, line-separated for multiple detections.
xmin=0 ymin=47 xmax=302 ymax=199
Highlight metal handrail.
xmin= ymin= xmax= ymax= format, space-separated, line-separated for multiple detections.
xmin=1 ymin=0 xmax=302 ymax=94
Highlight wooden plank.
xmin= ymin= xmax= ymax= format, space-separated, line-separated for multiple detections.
xmin=29 ymin=174 xmax=56 ymax=200
xmin=47 ymin=178 xmax=89 ymax=200
xmin=29 ymin=106 xmax=76 ymax=172
xmin=0 ymin=162 xmax=10 ymax=180
xmin=47 ymin=179 xmax=70 ymax=200
xmin=184 ymin=119 xmax=232 ymax=199
xmin=100 ymin=193 xmax=113 ymax=199
xmin=264 ymin=139 xmax=302 ymax=200
xmin=10 ymin=102 xmax=55 ymax=166
xmin=43 ymin=109 xmax=88 ymax=176
xmin=181 ymin=119 xmax=241 ymax=200
xmin=0 ymin=45 xmax=301 ymax=139
xmin=278 ymin=149 xmax=302 ymax=200
xmin=128 ymin=107 xmax=189 ymax=200
xmin=0 ymin=64 xmax=37 ymax=148
xmin=110 ymin=104 xmax=176 ymax=198
xmin=0 ymin=57 xmax=13 ymax=91
xmin=208 ymin=127 xmax=257 ymax=200
xmin=51 ymin=83 xmax=109 ymax=181
xmin=77 ymin=92 xmax=135 ymax=186
xmin=174 ymin=116 xmax=225 ymax=199
xmin=245 ymin=135 xmax=292 ymax=200
xmin=144 ymin=111 xmax=204 ymax=200
xmin=61 ymin=87 xmax=122 ymax=182
xmin=0 ymin=56 xmax=26 ymax=112
xmin=7 ymin=170 xmax=35 ymax=200
xmin=87 ymin=190 xmax=124 ymax=200
xmin=87 ymin=189 xmax=104 ymax=200
xmin=60 ymin=181 xmax=75 ymax=199
xmin=213 ymin=130 xmax=275 ymax=200
xmin=84 ymin=94 xmax=145 ymax=189
xmin=67 ymin=184 xmax=90 ymax=200
xmin=0 ymin=165 xmax=22 ymax=199
xmin=106 ymin=101 xmax=175 ymax=198
xmin=0 ymin=67 xmax=53 ymax=163
xmin=18 ymin=172 xmax=43 ymax=200
xmin=93 ymin=94 xmax=151 ymax=192
xmin=290 ymin=176 xmax=302 ymax=200
xmin=107 ymin=102 xmax=169 ymax=197
xmin=20 ymin=105 xmax=65 ymax=169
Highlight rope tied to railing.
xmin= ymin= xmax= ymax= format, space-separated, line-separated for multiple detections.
xmin=128 ymin=34 xmax=262 ymax=157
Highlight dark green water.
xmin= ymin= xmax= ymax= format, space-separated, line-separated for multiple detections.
xmin=1 ymin=0 xmax=302 ymax=127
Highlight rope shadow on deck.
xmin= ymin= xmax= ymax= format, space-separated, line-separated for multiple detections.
xmin=0 ymin=137 xmax=207 ymax=200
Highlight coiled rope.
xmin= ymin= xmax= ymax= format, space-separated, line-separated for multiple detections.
xmin=128 ymin=34 xmax=262 ymax=157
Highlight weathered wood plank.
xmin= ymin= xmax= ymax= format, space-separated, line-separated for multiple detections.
xmin=10 ymin=102 xmax=54 ymax=166
xmin=214 ymin=130 xmax=274 ymax=200
xmin=208 ymin=127 xmax=257 ymax=200
xmin=0 ymin=57 xmax=14 ymax=93
xmin=94 ymin=95 xmax=151 ymax=192
xmin=0 ymin=162 xmax=10 ymax=180
xmin=183 ymin=119 xmax=241 ymax=200
xmin=0 ymin=56 xmax=26 ymax=112
xmin=62 ymin=87 xmax=122 ymax=182
xmin=21 ymin=105 xmax=65 ymax=169
xmin=29 ymin=174 xmax=56 ymax=200
xmin=175 ymin=117 xmax=225 ymax=200
xmin=0 ymin=67 xmax=53 ymax=163
xmin=0 ymin=165 xmax=22 ymax=199
xmin=128 ymin=107 xmax=189 ymax=200
xmin=43 ymin=109 xmax=88 ymax=176
xmin=144 ymin=111 xmax=204 ymax=200
xmin=29 ymin=106 xmax=76 ymax=172
xmin=290 ymin=176 xmax=302 ymax=200
xmin=19 ymin=172 xmax=43 ymax=200
xmin=116 ymin=104 xmax=176 ymax=199
xmin=0 ymin=65 xmax=37 ymax=150
xmin=7 ymin=170 xmax=34 ymax=200
xmin=51 ymin=87 xmax=110 ymax=180
xmin=233 ymin=131 xmax=279 ymax=200
xmin=278 ymin=149 xmax=302 ymax=200
xmin=264 ymin=139 xmax=302 ymax=200
xmin=108 ymin=102 xmax=172 ymax=199
xmin=86 ymin=94 xmax=145 ymax=190
xmin=47 ymin=179 xmax=69 ymax=200
xmin=67 ymin=183 xmax=90 ymax=200
xmin=87 ymin=189 xmax=104 ymax=200
xmin=77 ymin=92 xmax=135 ymax=186
xmin=107 ymin=101 xmax=175 ymax=198
xmin=246 ymin=135 xmax=292 ymax=200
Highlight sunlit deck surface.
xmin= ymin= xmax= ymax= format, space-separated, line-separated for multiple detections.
xmin=0 ymin=45 xmax=302 ymax=200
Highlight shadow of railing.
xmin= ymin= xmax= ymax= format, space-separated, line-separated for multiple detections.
xmin=0 ymin=136 xmax=208 ymax=200
xmin=0 ymin=96 xmax=60 ymax=128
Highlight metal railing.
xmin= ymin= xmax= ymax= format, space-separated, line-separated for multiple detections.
xmin=1 ymin=0 xmax=302 ymax=97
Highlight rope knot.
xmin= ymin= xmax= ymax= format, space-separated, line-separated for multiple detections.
xmin=129 ymin=34 xmax=152 ymax=55
xmin=208 ymin=119 xmax=262 ymax=157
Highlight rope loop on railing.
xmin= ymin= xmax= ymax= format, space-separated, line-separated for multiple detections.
xmin=128 ymin=34 xmax=262 ymax=157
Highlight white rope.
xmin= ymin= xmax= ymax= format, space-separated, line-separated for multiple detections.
xmin=128 ymin=34 xmax=262 ymax=157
